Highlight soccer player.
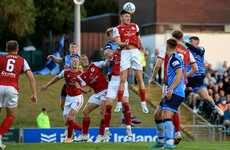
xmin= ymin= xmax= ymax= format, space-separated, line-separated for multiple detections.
xmin=104 ymin=27 xmax=142 ymax=127
xmin=149 ymin=29 xmax=198 ymax=145
xmin=47 ymin=42 xmax=80 ymax=137
xmin=74 ymin=54 xmax=108 ymax=143
xmin=40 ymin=57 xmax=83 ymax=143
xmin=103 ymin=49 xmax=133 ymax=142
xmin=0 ymin=40 xmax=37 ymax=149
xmin=149 ymin=38 xmax=185 ymax=149
xmin=182 ymin=36 xmax=224 ymax=116
xmin=113 ymin=10 xmax=148 ymax=113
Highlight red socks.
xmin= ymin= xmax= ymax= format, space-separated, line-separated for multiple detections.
xmin=82 ymin=117 xmax=90 ymax=134
xmin=67 ymin=120 xmax=83 ymax=138
xmin=117 ymin=91 xmax=124 ymax=102
xmin=104 ymin=105 xmax=112 ymax=128
xmin=171 ymin=113 xmax=180 ymax=132
xmin=139 ymin=89 xmax=146 ymax=102
xmin=123 ymin=102 xmax=131 ymax=125
xmin=0 ymin=115 xmax=15 ymax=136
xmin=99 ymin=119 xmax=105 ymax=135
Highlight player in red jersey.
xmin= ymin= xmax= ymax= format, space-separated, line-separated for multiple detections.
xmin=0 ymin=40 xmax=37 ymax=149
xmin=113 ymin=10 xmax=148 ymax=114
xmin=74 ymin=54 xmax=109 ymax=143
xmin=148 ymin=30 xmax=198 ymax=145
xmin=41 ymin=57 xmax=83 ymax=143
xmin=102 ymin=50 xmax=133 ymax=143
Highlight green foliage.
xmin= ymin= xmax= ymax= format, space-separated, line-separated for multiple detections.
xmin=84 ymin=0 xmax=118 ymax=17
xmin=0 ymin=0 xmax=36 ymax=51
xmin=31 ymin=0 xmax=87 ymax=49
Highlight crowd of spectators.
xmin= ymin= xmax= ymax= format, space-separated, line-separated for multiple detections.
xmin=185 ymin=60 xmax=230 ymax=129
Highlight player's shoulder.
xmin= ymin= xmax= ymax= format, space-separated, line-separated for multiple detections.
xmin=198 ymin=46 xmax=205 ymax=51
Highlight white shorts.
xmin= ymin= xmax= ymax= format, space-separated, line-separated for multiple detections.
xmin=63 ymin=94 xmax=84 ymax=115
xmin=0 ymin=85 xmax=18 ymax=108
xmin=88 ymin=89 xmax=107 ymax=105
xmin=120 ymin=49 xmax=143 ymax=72
xmin=106 ymin=76 xmax=129 ymax=99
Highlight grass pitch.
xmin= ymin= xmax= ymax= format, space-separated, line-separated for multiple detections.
xmin=4 ymin=141 xmax=230 ymax=150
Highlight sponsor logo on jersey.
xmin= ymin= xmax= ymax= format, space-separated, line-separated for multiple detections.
xmin=131 ymin=27 xmax=135 ymax=30
xmin=91 ymin=68 xmax=95 ymax=72
xmin=172 ymin=61 xmax=180 ymax=67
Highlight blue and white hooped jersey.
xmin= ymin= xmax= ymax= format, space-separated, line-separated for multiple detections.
xmin=167 ymin=53 xmax=185 ymax=98
xmin=62 ymin=54 xmax=80 ymax=68
xmin=186 ymin=46 xmax=205 ymax=77
xmin=105 ymin=41 xmax=120 ymax=75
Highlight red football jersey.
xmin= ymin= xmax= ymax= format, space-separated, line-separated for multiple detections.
xmin=59 ymin=69 xmax=82 ymax=96
xmin=80 ymin=62 xmax=108 ymax=93
xmin=0 ymin=54 xmax=31 ymax=90
xmin=113 ymin=23 xmax=140 ymax=50
xmin=158 ymin=43 xmax=196 ymax=84
xmin=110 ymin=52 xmax=121 ymax=76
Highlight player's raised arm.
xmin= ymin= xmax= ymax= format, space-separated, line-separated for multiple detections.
xmin=148 ymin=59 xmax=164 ymax=86
xmin=25 ymin=70 xmax=37 ymax=105
xmin=47 ymin=55 xmax=64 ymax=64
xmin=40 ymin=75 xmax=60 ymax=92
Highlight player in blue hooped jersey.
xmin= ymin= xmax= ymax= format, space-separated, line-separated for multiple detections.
xmin=150 ymin=38 xmax=184 ymax=149
xmin=182 ymin=36 xmax=223 ymax=116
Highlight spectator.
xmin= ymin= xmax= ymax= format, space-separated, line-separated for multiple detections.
xmin=214 ymin=93 xmax=221 ymax=105
xmin=218 ymin=81 xmax=224 ymax=91
xmin=223 ymin=77 xmax=230 ymax=95
xmin=207 ymin=80 xmax=214 ymax=91
xmin=218 ymin=97 xmax=228 ymax=113
xmin=207 ymin=63 xmax=214 ymax=75
xmin=37 ymin=108 xmax=51 ymax=128
xmin=222 ymin=71 xmax=229 ymax=80
xmin=227 ymin=94 xmax=230 ymax=104
xmin=223 ymin=104 xmax=230 ymax=129
xmin=219 ymin=60 xmax=228 ymax=76
xmin=220 ymin=90 xmax=226 ymax=99
xmin=213 ymin=84 xmax=219 ymax=95
xmin=204 ymin=60 xmax=208 ymax=75
xmin=141 ymin=50 xmax=149 ymax=72
xmin=208 ymin=89 xmax=214 ymax=99
xmin=152 ymin=48 xmax=162 ymax=84
xmin=213 ymin=70 xmax=221 ymax=83
xmin=204 ymin=72 xmax=216 ymax=86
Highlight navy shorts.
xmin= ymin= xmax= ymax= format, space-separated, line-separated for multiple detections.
xmin=60 ymin=84 xmax=67 ymax=98
xmin=187 ymin=76 xmax=206 ymax=92
xmin=159 ymin=94 xmax=184 ymax=113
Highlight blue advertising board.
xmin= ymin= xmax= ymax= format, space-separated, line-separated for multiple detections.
xmin=24 ymin=127 xmax=157 ymax=143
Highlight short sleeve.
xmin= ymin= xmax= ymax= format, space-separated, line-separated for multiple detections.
xmin=93 ymin=61 xmax=105 ymax=68
xmin=78 ymin=77 xmax=87 ymax=86
xmin=59 ymin=70 xmax=65 ymax=78
xmin=23 ymin=59 xmax=31 ymax=72
xmin=157 ymin=46 xmax=166 ymax=60
xmin=135 ymin=24 xmax=139 ymax=32
xmin=105 ymin=43 xmax=113 ymax=50
xmin=170 ymin=57 xmax=182 ymax=71
xmin=113 ymin=27 xmax=120 ymax=39
xmin=188 ymin=51 xmax=196 ymax=64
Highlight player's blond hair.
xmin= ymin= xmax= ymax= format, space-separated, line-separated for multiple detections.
xmin=105 ymin=27 xmax=114 ymax=37
xmin=172 ymin=30 xmax=183 ymax=41
xmin=79 ymin=54 xmax=87 ymax=60
xmin=167 ymin=38 xmax=178 ymax=50
xmin=6 ymin=40 xmax=19 ymax=52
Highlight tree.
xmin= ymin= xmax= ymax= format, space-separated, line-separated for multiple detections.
xmin=83 ymin=0 xmax=118 ymax=17
xmin=31 ymin=0 xmax=87 ymax=49
xmin=0 ymin=0 xmax=36 ymax=51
